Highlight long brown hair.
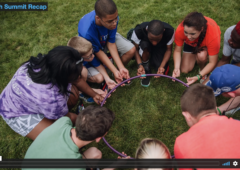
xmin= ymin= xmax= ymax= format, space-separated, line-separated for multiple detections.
xmin=183 ymin=12 xmax=207 ymax=54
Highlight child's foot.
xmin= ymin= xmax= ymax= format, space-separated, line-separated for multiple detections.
xmin=141 ymin=66 xmax=151 ymax=87
xmin=200 ymin=75 xmax=207 ymax=84
xmin=79 ymin=93 xmax=94 ymax=103
xmin=225 ymin=107 xmax=240 ymax=116
xmin=100 ymin=81 xmax=109 ymax=92
xmin=76 ymin=100 xmax=85 ymax=114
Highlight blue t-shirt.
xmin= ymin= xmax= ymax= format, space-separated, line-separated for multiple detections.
xmin=83 ymin=56 xmax=101 ymax=68
xmin=78 ymin=10 xmax=117 ymax=53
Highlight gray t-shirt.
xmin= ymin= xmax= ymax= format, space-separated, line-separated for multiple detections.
xmin=223 ymin=25 xmax=240 ymax=62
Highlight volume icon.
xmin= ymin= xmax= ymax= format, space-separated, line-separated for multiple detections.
xmin=222 ymin=161 xmax=230 ymax=166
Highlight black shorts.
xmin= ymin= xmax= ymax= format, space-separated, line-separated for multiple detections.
xmin=183 ymin=42 xmax=194 ymax=53
xmin=139 ymin=40 xmax=169 ymax=73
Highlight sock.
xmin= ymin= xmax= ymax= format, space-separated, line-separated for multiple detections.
xmin=142 ymin=60 xmax=150 ymax=71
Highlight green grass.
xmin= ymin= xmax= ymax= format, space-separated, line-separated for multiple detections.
xmin=0 ymin=0 xmax=240 ymax=167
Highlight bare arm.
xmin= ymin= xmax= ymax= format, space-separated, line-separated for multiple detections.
xmin=173 ymin=45 xmax=182 ymax=70
xmin=161 ymin=44 xmax=172 ymax=68
xmin=216 ymin=54 xmax=231 ymax=67
xmin=95 ymin=50 xmax=118 ymax=74
xmin=72 ymin=76 xmax=104 ymax=104
xmin=219 ymin=96 xmax=240 ymax=113
xmin=132 ymin=42 xmax=145 ymax=77
xmin=95 ymin=65 xmax=117 ymax=89
xmin=107 ymin=42 xmax=130 ymax=80
xmin=199 ymin=54 xmax=218 ymax=77
xmin=132 ymin=43 xmax=142 ymax=65
xmin=107 ymin=42 xmax=125 ymax=69
xmin=72 ymin=76 xmax=97 ymax=97
xmin=187 ymin=54 xmax=219 ymax=85
xmin=172 ymin=45 xmax=182 ymax=80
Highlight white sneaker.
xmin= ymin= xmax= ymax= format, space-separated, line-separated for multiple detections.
xmin=225 ymin=107 xmax=240 ymax=116
xmin=200 ymin=75 xmax=207 ymax=84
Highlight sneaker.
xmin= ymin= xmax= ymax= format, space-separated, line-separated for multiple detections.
xmin=123 ymin=78 xmax=132 ymax=86
xmin=225 ymin=106 xmax=240 ymax=116
xmin=200 ymin=75 xmax=207 ymax=84
xmin=100 ymin=81 xmax=109 ymax=92
xmin=79 ymin=93 xmax=94 ymax=103
xmin=141 ymin=68 xmax=151 ymax=87
xmin=76 ymin=100 xmax=85 ymax=114
xmin=199 ymin=69 xmax=207 ymax=84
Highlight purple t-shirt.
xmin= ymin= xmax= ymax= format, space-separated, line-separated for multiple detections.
xmin=0 ymin=64 xmax=70 ymax=119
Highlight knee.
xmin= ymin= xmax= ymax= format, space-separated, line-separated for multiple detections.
xmin=88 ymin=147 xmax=102 ymax=159
xmin=197 ymin=50 xmax=208 ymax=63
xmin=181 ymin=68 xmax=190 ymax=74
xmin=126 ymin=46 xmax=136 ymax=58
xmin=94 ymin=74 xmax=104 ymax=84
xmin=142 ymin=48 xmax=150 ymax=60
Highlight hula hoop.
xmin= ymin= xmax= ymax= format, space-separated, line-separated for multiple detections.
xmin=100 ymin=74 xmax=189 ymax=158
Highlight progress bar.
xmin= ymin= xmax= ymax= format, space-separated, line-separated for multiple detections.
xmin=0 ymin=159 xmax=239 ymax=168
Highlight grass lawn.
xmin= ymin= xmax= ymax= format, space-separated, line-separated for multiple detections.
xmin=0 ymin=0 xmax=240 ymax=168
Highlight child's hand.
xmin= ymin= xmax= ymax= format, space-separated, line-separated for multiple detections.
xmin=137 ymin=65 xmax=145 ymax=79
xmin=106 ymin=78 xmax=117 ymax=90
xmin=118 ymin=152 xmax=131 ymax=159
xmin=186 ymin=76 xmax=198 ymax=85
xmin=155 ymin=67 xmax=165 ymax=78
xmin=119 ymin=67 xmax=130 ymax=80
xmin=113 ymin=71 xmax=123 ymax=84
xmin=93 ymin=88 xmax=108 ymax=98
xmin=172 ymin=68 xmax=180 ymax=81
xmin=92 ymin=94 xmax=105 ymax=105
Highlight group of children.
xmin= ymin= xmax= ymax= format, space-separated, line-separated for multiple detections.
xmin=1 ymin=0 xmax=240 ymax=169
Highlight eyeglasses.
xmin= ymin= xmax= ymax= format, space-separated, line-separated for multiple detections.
xmin=82 ymin=49 xmax=94 ymax=60
xmin=101 ymin=16 xmax=119 ymax=26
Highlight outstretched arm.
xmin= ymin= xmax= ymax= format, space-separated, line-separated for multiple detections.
xmin=107 ymin=42 xmax=130 ymax=80
xmin=155 ymin=44 xmax=172 ymax=78
xmin=95 ymin=50 xmax=123 ymax=84
xmin=218 ymin=96 xmax=240 ymax=114
xmin=172 ymin=45 xmax=182 ymax=80
xmin=96 ymin=65 xmax=117 ymax=89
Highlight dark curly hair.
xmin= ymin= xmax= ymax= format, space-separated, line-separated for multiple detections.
xmin=183 ymin=12 xmax=207 ymax=54
xmin=24 ymin=46 xmax=83 ymax=96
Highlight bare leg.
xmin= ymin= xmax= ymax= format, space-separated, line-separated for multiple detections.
xmin=26 ymin=84 xmax=80 ymax=140
xmin=121 ymin=46 xmax=136 ymax=65
xmin=82 ymin=147 xmax=102 ymax=159
xmin=181 ymin=52 xmax=197 ymax=73
xmin=26 ymin=118 xmax=54 ymax=140
xmin=196 ymin=49 xmax=208 ymax=71
xmin=87 ymin=73 xmax=104 ymax=84
xmin=142 ymin=48 xmax=150 ymax=62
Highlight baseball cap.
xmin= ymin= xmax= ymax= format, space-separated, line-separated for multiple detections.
xmin=206 ymin=64 xmax=240 ymax=96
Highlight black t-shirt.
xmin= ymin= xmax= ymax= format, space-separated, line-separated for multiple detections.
xmin=133 ymin=21 xmax=174 ymax=46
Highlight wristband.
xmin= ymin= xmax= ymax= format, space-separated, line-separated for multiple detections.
xmin=196 ymin=74 xmax=202 ymax=81
xmin=217 ymin=107 xmax=222 ymax=115
xmin=138 ymin=63 xmax=143 ymax=68
xmin=196 ymin=75 xmax=200 ymax=81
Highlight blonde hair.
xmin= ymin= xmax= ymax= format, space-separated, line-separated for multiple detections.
xmin=135 ymin=138 xmax=171 ymax=170
xmin=67 ymin=36 xmax=92 ymax=55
